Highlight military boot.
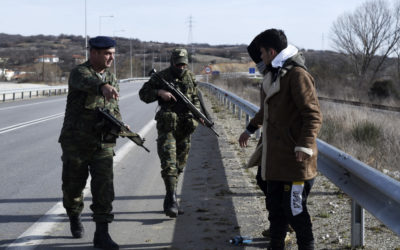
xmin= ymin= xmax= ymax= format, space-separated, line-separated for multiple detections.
xmin=175 ymin=177 xmax=184 ymax=215
xmin=93 ymin=222 xmax=119 ymax=250
xmin=69 ymin=215 xmax=84 ymax=238
xmin=163 ymin=176 xmax=178 ymax=218
xmin=163 ymin=195 xmax=184 ymax=214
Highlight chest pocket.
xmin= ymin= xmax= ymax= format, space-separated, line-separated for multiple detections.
xmin=175 ymin=76 xmax=194 ymax=95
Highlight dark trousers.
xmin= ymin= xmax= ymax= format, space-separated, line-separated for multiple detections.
xmin=61 ymin=144 xmax=115 ymax=223
xmin=256 ymin=166 xmax=268 ymax=206
xmin=266 ymin=179 xmax=315 ymax=250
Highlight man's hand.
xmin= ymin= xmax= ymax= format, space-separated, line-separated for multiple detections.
xmin=158 ymin=89 xmax=177 ymax=102
xmin=295 ymin=151 xmax=310 ymax=162
xmin=101 ymin=84 xmax=119 ymax=101
xmin=238 ymin=131 xmax=250 ymax=147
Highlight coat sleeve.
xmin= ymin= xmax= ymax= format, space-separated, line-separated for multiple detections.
xmin=290 ymin=68 xmax=322 ymax=148
xmin=113 ymin=81 xmax=122 ymax=121
xmin=69 ymin=66 xmax=105 ymax=94
xmin=138 ymin=76 xmax=161 ymax=103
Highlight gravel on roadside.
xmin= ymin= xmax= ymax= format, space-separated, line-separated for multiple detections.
xmin=202 ymin=89 xmax=400 ymax=250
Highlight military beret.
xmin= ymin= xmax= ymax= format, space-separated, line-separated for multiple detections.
xmin=171 ymin=48 xmax=189 ymax=65
xmin=89 ymin=36 xmax=116 ymax=49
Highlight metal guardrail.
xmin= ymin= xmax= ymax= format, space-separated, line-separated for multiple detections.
xmin=118 ymin=77 xmax=149 ymax=83
xmin=198 ymin=81 xmax=400 ymax=247
xmin=0 ymin=85 xmax=68 ymax=102
xmin=0 ymin=77 xmax=149 ymax=102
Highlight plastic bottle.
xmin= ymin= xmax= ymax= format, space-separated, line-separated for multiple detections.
xmin=229 ymin=235 xmax=253 ymax=245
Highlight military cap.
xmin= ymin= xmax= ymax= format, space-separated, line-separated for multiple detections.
xmin=171 ymin=48 xmax=189 ymax=65
xmin=89 ymin=36 xmax=116 ymax=49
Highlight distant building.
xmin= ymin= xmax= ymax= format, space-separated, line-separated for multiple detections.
xmin=1 ymin=69 xmax=15 ymax=81
xmin=35 ymin=55 xmax=59 ymax=63
xmin=72 ymin=54 xmax=86 ymax=65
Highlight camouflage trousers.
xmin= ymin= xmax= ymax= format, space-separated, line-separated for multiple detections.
xmin=157 ymin=129 xmax=192 ymax=179
xmin=61 ymin=143 xmax=115 ymax=223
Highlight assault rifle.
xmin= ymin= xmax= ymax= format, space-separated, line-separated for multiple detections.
xmin=97 ymin=107 xmax=150 ymax=152
xmin=148 ymin=69 xmax=219 ymax=137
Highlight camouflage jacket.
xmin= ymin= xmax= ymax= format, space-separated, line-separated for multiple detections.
xmin=59 ymin=61 xmax=121 ymax=148
xmin=139 ymin=67 xmax=200 ymax=114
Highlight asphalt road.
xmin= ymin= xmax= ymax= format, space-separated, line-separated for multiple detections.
xmin=0 ymin=82 xmax=271 ymax=250
xmin=0 ymin=81 xmax=159 ymax=249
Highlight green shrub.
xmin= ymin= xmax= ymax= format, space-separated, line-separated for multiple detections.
xmin=351 ymin=121 xmax=381 ymax=146
xmin=368 ymin=79 xmax=399 ymax=100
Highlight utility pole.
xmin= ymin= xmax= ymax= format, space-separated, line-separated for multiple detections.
xmin=159 ymin=44 xmax=162 ymax=70
xmin=143 ymin=46 xmax=146 ymax=77
xmin=85 ymin=0 xmax=88 ymax=60
xmin=130 ymin=38 xmax=133 ymax=78
xmin=113 ymin=29 xmax=124 ymax=79
xmin=152 ymin=47 xmax=154 ymax=69
xmin=42 ymin=48 xmax=45 ymax=82
xmin=187 ymin=15 xmax=195 ymax=72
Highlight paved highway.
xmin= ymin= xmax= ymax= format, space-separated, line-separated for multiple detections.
xmin=0 ymin=82 xmax=254 ymax=250
xmin=0 ymin=81 xmax=160 ymax=249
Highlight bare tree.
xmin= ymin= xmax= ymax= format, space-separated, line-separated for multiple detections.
xmin=331 ymin=0 xmax=400 ymax=85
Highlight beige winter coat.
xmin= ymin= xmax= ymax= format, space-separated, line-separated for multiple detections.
xmin=248 ymin=65 xmax=322 ymax=181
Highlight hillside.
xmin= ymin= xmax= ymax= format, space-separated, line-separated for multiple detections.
xmin=0 ymin=33 xmax=399 ymax=105
xmin=0 ymin=33 xmax=249 ymax=81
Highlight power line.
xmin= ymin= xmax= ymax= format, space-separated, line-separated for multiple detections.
xmin=187 ymin=15 xmax=195 ymax=72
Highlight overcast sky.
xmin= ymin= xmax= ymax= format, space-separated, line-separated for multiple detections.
xmin=0 ymin=0 xmax=377 ymax=50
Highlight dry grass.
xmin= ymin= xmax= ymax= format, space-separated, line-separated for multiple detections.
xmin=319 ymin=102 xmax=400 ymax=176
xmin=210 ymin=77 xmax=400 ymax=180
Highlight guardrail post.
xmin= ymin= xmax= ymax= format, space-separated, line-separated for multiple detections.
xmin=13 ymin=93 xmax=15 ymax=100
xmin=351 ymin=200 xmax=364 ymax=247
xmin=29 ymin=91 xmax=32 ymax=98
xmin=2 ymin=93 xmax=5 ymax=102
xmin=238 ymin=108 xmax=242 ymax=120
xmin=232 ymin=103 xmax=236 ymax=115
xmin=22 ymin=92 xmax=24 ymax=99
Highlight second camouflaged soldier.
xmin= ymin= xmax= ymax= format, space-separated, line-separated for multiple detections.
xmin=59 ymin=36 xmax=120 ymax=250
xmin=139 ymin=48 xmax=200 ymax=218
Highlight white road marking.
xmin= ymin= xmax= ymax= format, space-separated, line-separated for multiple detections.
xmin=0 ymin=113 xmax=65 ymax=134
xmin=6 ymin=119 xmax=156 ymax=249
xmin=0 ymin=92 xmax=139 ymax=135
xmin=0 ymin=98 xmax=65 ymax=111
xmin=0 ymin=90 xmax=137 ymax=112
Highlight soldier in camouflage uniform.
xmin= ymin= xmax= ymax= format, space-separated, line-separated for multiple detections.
xmin=139 ymin=48 xmax=201 ymax=218
xmin=58 ymin=36 xmax=120 ymax=250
